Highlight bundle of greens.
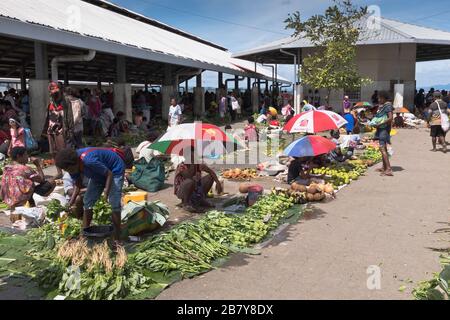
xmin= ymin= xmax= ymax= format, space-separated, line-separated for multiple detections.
xmin=46 ymin=199 xmax=66 ymax=222
xmin=132 ymin=194 xmax=296 ymax=275
xmin=413 ymin=253 xmax=450 ymax=300
xmin=39 ymin=239 xmax=155 ymax=300
xmin=93 ymin=197 xmax=112 ymax=225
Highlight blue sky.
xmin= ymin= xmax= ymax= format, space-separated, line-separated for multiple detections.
xmin=111 ymin=0 xmax=450 ymax=89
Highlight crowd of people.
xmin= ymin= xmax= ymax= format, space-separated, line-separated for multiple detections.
xmin=0 ymin=80 xmax=448 ymax=239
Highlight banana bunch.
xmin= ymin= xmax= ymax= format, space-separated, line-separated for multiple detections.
xmin=270 ymin=187 xmax=307 ymax=204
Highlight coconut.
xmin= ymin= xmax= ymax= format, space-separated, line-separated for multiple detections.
xmin=316 ymin=184 xmax=325 ymax=192
xmin=291 ymin=183 xmax=307 ymax=193
xmin=306 ymin=193 xmax=315 ymax=202
xmin=307 ymin=186 xmax=318 ymax=194
xmin=313 ymin=192 xmax=325 ymax=201
xmin=239 ymin=183 xmax=251 ymax=194
xmin=324 ymin=185 xmax=334 ymax=194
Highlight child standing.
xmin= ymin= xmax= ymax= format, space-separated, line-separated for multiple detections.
xmin=244 ymin=117 xmax=258 ymax=149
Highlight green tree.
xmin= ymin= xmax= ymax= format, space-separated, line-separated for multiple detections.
xmin=285 ymin=0 xmax=371 ymax=105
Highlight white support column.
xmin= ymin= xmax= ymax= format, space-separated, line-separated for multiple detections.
xmin=194 ymin=87 xmax=205 ymax=118
xmin=30 ymin=42 xmax=49 ymax=136
xmin=295 ymin=84 xmax=303 ymax=114
xmin=29 ymin=80 xmax=49 ymax=137
xmin=252 ymin=87 xmax=259 ymax=113
xmin=161 ymin=85 xmax=174 ymax=121
xmin=113 ymin=83 xmax=132 ymax=122
xmin=114 ymin=56 xmax=131 ymax=122
xmin=34 ymin=42 xmax=48 ymax=80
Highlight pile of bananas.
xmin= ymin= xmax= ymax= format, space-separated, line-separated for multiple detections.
xmin=270 ymin=187 xmax=307 ymax=204
xmin=312 ymin=163 xmax=365 ymax=188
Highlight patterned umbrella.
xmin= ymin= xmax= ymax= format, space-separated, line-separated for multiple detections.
xmin=283 ymin=135 xmax=337 ymax=158
xmin=283 ymin=110 xmax=347 ymax=134
xmin=149 ymin=122 xmax=242 ymax=156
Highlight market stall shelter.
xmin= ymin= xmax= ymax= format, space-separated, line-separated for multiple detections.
xmin=233 ymin=15 xmax=450 ymax=112
xmin=0 ymin=0 xmax=289 ymax=136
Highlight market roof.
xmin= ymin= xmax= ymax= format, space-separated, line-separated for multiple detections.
xmin=0 ymin=0 xmax=289 ymax=83
xmin=233 ymin=16 xmax=450 ymax=63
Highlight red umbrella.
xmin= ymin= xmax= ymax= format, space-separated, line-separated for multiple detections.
xmin=283 ymin=110 xmax=347 ymax=134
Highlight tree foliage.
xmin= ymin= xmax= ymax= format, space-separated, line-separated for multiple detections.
xmin=285 ymin=0 xmax=371 ymax=104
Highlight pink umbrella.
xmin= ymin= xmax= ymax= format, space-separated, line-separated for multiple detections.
xmin=283 ymin=110 xmax=347 ymax=134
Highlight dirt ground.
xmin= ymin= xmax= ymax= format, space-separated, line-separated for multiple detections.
xmin=156 ymin=127 xmax=450 ymax=300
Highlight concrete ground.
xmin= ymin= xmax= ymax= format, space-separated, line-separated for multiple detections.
xmin=1 ymin=127 xmax=449 ymax=299
xmin=157 ymin=127 xmax=450 ymax=300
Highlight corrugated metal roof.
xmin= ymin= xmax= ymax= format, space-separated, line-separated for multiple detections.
xmin=0 ymin=0 xmax=288 ymax=82
xmin=233 ymin=16 xmax=450 ymax=58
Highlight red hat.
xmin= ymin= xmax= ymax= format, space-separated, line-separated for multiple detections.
xmin=48 ymin=81 xmax=60 ymax=94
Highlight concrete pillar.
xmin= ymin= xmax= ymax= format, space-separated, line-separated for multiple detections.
xmin=196 ymin=74 xmax=202 ymax=88
xmin=29 ymin=80 xmax=49 ymax=137
xmin=30 ymin=42 xmax=49 ymax=136
xmin=194 ymin=87 xmax=205 ymax=118
xmin=116 ymin=56 xmax=126 ymax=83
xmin=113 ymin=83 xmax=132 ymax=122
xmin=97 ymin=77 xmax=102 ymax=91
xmin=218 ymin=72 xmax=223 ymax=88
xmin=114 ymin=56 xmax=131 ymax=120
xmin=64 ymin=66 xmax=69 ymax=86
xmin=161 ymin=85 xmax=174 ymax=121
xmin=252 ymin=87 xmax=259 ymax=113
xmin=162 ymin=65 xmax=174 ymax=121
xmin=20 ymin=65 xmax=26 ymax=90
xmin=34 ymin=42 xmax=48 ymax=80
xmin=295 ymin=84 xmax=303 ymax=114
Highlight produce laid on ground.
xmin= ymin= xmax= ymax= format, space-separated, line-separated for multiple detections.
xmin=359 ymin=146 xmax=382 ymax=165
xmin=46 ymin=199 xmax=66 ymax=222
xmin=311 ymin=162 xmax=366 ymax=188
xmin=92 ymin=197 xmax=113 ymax=225
xmin=222 ymin=168 xmax=258 ymax=180
xmin=271 ymin=181 xmax=335 ymax=204
xmin=0 ymin=194 xmax=303 ymax=300
xmin=413 ymin=252 xmax=449 ymax=300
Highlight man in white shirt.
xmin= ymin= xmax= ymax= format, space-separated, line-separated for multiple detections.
xmin=168 ymin=98 xmax=182 ymax=128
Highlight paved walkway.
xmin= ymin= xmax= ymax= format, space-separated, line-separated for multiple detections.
xmin=158 ymin=128 xmax=450 ymax=300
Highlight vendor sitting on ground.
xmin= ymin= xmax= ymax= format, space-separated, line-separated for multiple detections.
xmin=174 ymin=147 xmax=223 ymax=213
xmin=393 ymin=113 xmax=405 ymax=128
xmin=287 ymin=156 xmax=313 ymax=185
xmin=0 ymin=147 xmax=55 ymax=209
xmin=328 ymin=130 xmax=354 ymax=162
xmin=55 ymin=147 xmax=126 ymax=240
